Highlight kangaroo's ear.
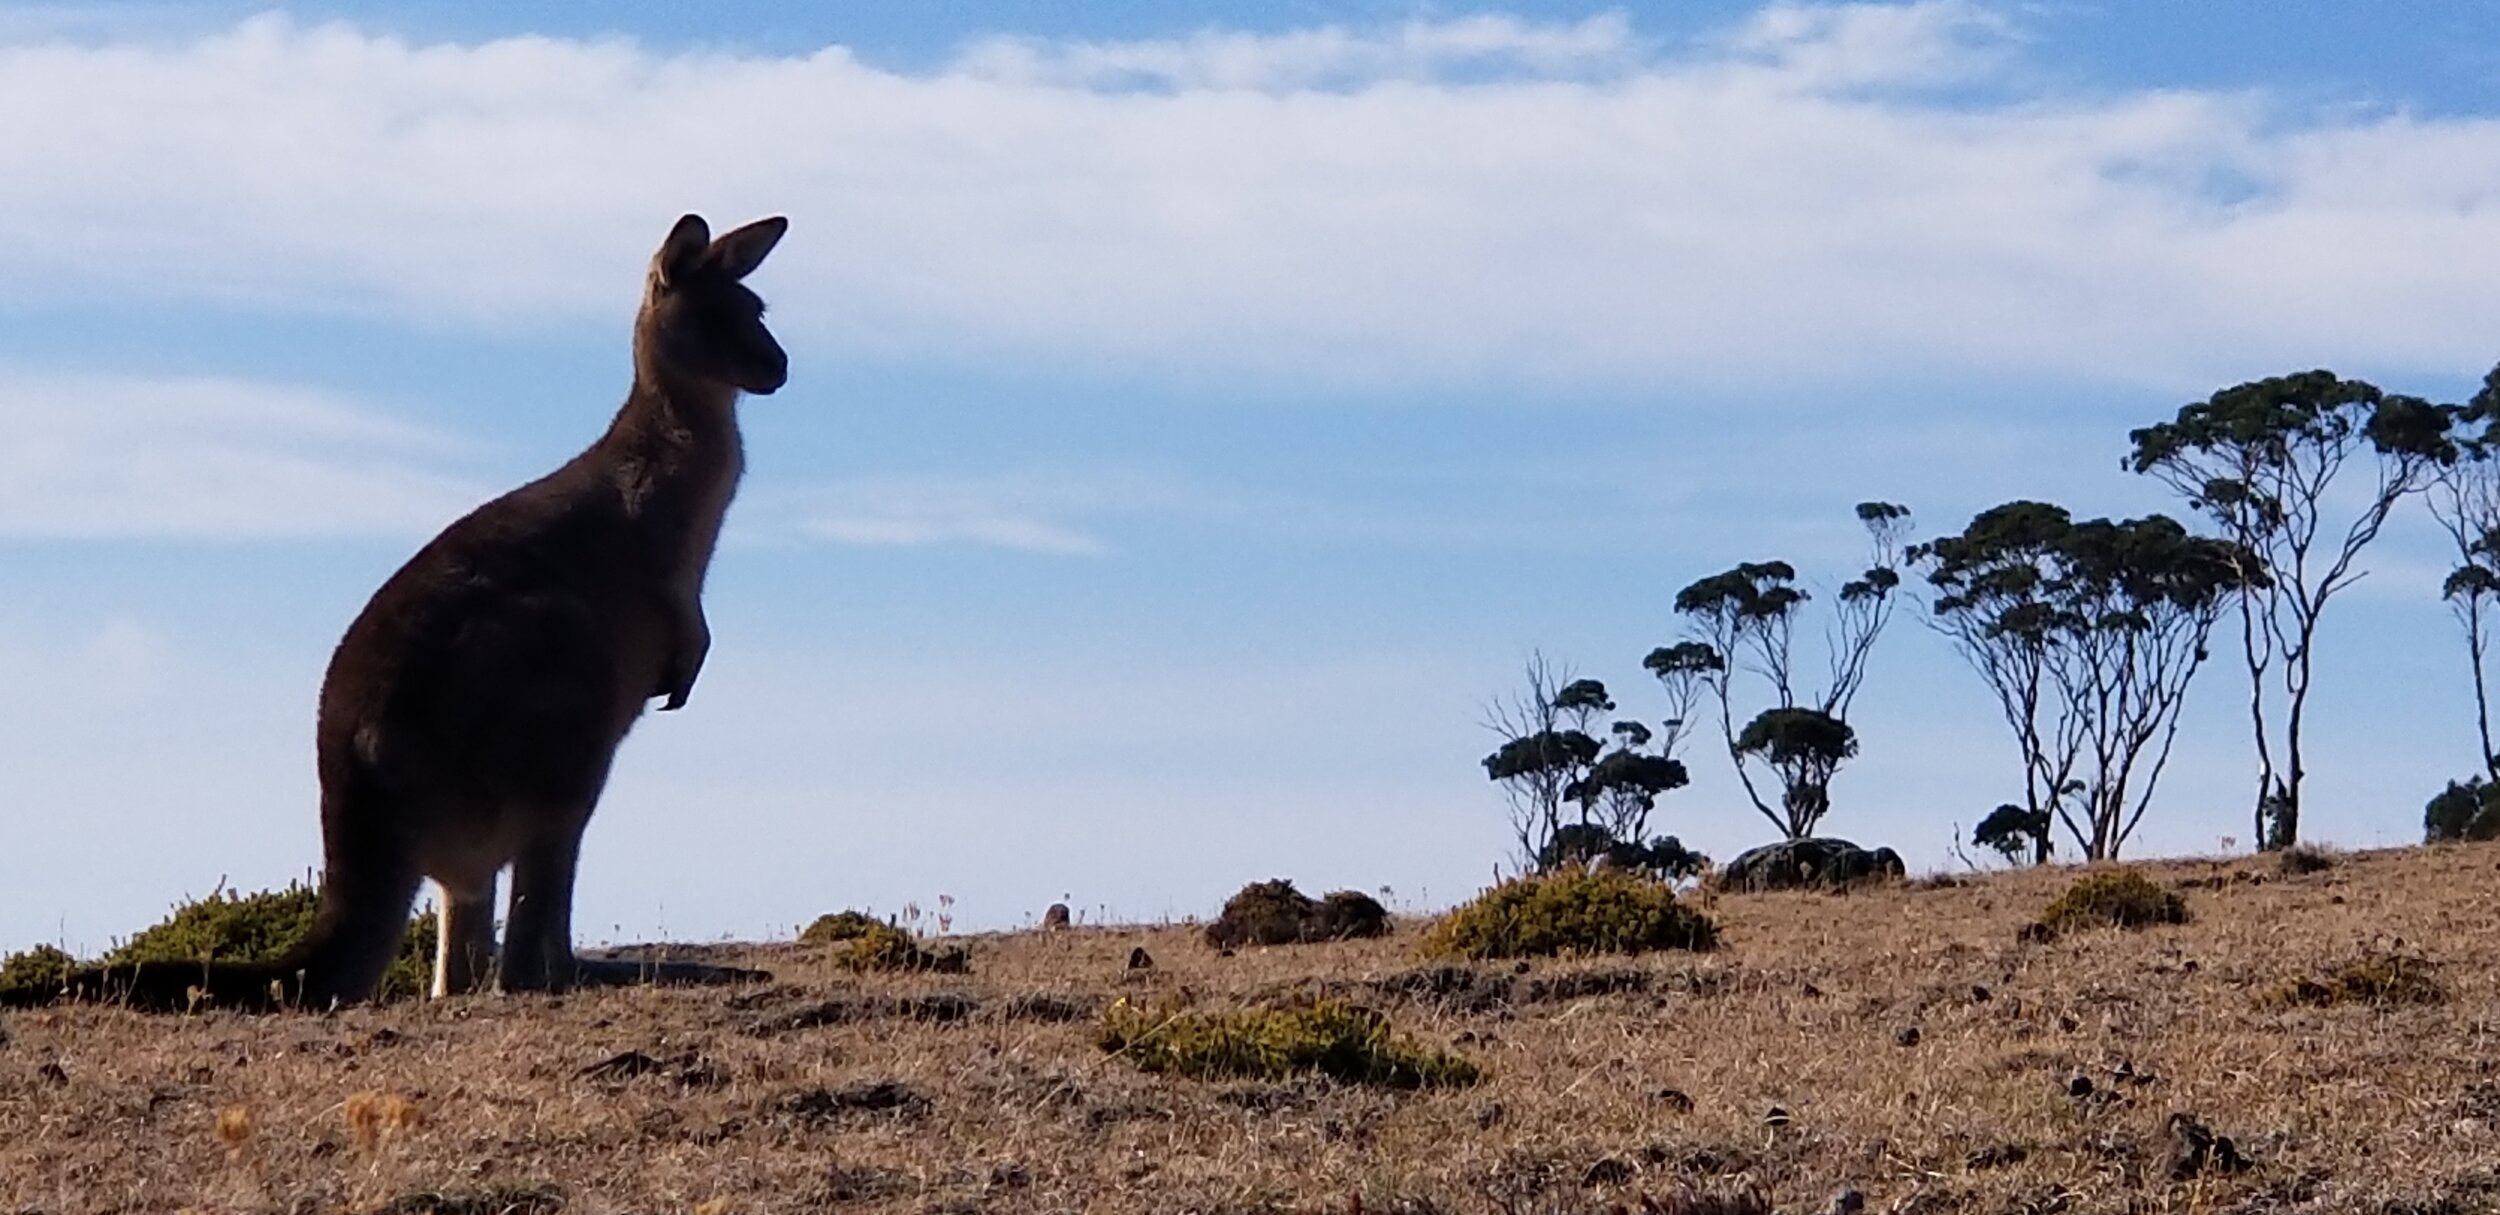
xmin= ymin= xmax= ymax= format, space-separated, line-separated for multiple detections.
xmin=654 ymin=214 xmax=712 ymax=289
xmin=704 ymin=216 xmax=787 ymax=281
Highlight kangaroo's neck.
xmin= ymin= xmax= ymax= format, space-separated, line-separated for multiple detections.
xmin=593 ymin=368 xmax=746 ymax=591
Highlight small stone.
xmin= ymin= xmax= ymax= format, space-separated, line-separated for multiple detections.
xmin=1894 ymin=1026 xmax=1922 ymax=1048
xmin=1127 ymin=947 xmax=1154 ymax=971
xmin=1042 ymin=903 xmax=1072 ymax=931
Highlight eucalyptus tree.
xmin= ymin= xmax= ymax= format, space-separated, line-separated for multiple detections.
xmin=2430 ymin=364 xmax=2500 ymax=790
xmin=1481 ymin=656 xmax=1688 ymax=871
xmin=2127 ymin=370 xmax=2455 ymax=849
xmin=1915 ymin=502 xmax=2252 ymax=861
xmin=1653 ymin=502 xmax=1909 ymax=840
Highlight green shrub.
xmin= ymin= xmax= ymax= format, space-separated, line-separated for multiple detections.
xmin=102 ymin=881 xmax=437 ymax=1001
xmin=2259 ymin=952 xmax=2445 ymax=1009
xmin=799 ymin=910 xmax=886 ymax=946
xmin=0 ymin=944 xmax=74 ymax=1004
xmin=2030 ymin=870 xmax=2186 ymax=938
xmin=1419 ymin=870 xmax=1719 ymax=960
xmin=2425 ymin=778 xmax=2500 ymax=843
xmin=1097 ymin=995 xmax=1478 ymax=1088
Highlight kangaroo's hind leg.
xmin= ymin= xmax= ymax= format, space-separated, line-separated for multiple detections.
xmin=431 ymin=877 xmax=499 ymax=998
xmin=501 ymin=822 xmax=767 ymax=992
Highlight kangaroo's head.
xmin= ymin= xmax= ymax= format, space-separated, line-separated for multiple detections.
xmin=637 ymin=213 xmax=789 ymax=397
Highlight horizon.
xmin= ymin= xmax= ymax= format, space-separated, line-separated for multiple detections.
xmin=7 ymin=0 xmax=2500 ymax=955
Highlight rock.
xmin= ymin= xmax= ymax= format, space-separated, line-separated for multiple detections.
xmin=1714 ymin=838 xmax=1907 ymax=893
xmin=1042 ymin=903 xmax=1072 ymax=931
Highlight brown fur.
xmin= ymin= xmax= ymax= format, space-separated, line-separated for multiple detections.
xmin=30 ymin=214 xmax=790 ymax=1011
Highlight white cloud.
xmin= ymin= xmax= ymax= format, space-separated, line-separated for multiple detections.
xmin=0 ymin=370 xmax=486 ymax=538
xmin=777 ymin=469 xmax=1220 ymax=556
xmin=0 ymin=7 xmax=2495 ymax=395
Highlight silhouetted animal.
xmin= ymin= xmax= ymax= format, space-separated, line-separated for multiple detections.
xmin=27 ymin=214 xmax=790 ymax=1010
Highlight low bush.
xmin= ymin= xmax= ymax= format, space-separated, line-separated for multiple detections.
xmin=1419 ymin=870 xmax=1719 ymax=960
xmin=799 ymin=910 xmax=886 ymax=946
xmin=2029 ymin=870 xmax=2186 ymax=939
xmin=1205 ymin=880 xmax=1391 ymax=949
xmin=803 ymin=911 xmax=967 ymax=973
xmin=1097 ymin=995 xmax=1478 ymax=1088
xmin=0 ymin=944 xmax=74 ymax=1004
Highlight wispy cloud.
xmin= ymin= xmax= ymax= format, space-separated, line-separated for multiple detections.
xmin=0 ymin=371 xmax=486 ymax=539
xmin=774 ymin=470 xmax=1222 ymax=556
xmin=0 ymin=5 xmax=2496 ymax=395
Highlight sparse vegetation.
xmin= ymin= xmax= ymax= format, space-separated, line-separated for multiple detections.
xmin=1097 ymin=994 xmax=1479 ymax=1088
xmin=11 ymin=843 xmax=2500 ymax=1212
xmin=1420 ymin=869 xmax=1719 ymax=960
xmin=2030 ymin=869 xmax=2188 ymax=937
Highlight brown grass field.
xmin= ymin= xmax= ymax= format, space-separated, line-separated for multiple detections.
xmin=8 ymin=843 xmax=2500 ymax=1214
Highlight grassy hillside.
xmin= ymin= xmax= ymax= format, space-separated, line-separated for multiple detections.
xmin=6 ymin=844 xmax=2500 ymax=1213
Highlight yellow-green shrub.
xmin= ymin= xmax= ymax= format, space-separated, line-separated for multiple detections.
xmin=1097 ymin=995 xmax=1478 ymax=1088
xmin=1419 ymin=870 xmax=1719 ymax=960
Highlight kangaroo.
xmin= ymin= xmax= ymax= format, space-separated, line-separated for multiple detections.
xmin=27 ymin=213 xmax=788 ymax=1011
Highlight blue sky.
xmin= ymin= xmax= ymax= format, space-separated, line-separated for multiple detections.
xmin=6 ymin=1 xmax=2500 ymax=953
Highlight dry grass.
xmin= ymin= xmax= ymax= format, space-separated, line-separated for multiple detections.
xmin=7 ymin=845 xmax=2500 ymax=1212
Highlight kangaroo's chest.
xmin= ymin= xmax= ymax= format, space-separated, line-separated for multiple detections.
xmin=663 ymin=438 xmax=742 ymax=600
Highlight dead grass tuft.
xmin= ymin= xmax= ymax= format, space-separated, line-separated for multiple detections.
xmin=2030 ymin=868 xmax=2187 ymax=938
xmin=2259 ymin=949 xmax=2447 ymax=1009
